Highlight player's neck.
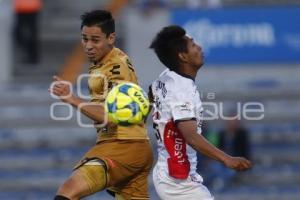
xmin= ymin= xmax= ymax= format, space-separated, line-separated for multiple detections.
xmin=94 ymin=46 xmax=114 ymax=65
xmin=177 ymin=64 xmax=198 ymax=80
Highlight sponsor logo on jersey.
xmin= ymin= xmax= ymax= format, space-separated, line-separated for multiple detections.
xmin=164 ymin=120 xmax=190 ymax=179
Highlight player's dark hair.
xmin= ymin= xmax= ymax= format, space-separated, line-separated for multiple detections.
xmin=150 ymin=25 xmax=188 ymax=71
xmin=81 ymin=10 xmax=115 ymax=37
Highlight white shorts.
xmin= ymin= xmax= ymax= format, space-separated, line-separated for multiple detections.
xmin=153 ymin=165 xmax=214 ymax=200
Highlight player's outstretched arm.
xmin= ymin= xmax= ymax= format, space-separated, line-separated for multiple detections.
xmin=176 ymin=120 xmax=252 ymax=171
xmin=49 ymin=76 xmax=106 ymax=124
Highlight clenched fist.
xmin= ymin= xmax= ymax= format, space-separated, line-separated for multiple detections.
xmin=223 ymin=156 xmax=252 ymax=171
xmin=49 ymin=76 xmax=74 ymax=103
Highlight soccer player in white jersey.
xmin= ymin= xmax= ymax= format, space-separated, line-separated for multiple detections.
xmin=149 ymin=25 xmax=252 ymax=200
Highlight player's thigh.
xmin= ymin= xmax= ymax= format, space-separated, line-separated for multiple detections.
xmin=57 ymin=164 xmax=107 ymax=199
xmin=56 ymin=169 xmax=90 ymax=199
xmin=153 ymin=165 xmax=214 ymax=200
xmin=77 ymin=164 xmax=107 ymax=194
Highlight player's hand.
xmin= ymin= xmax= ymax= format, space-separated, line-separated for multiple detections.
xmin=223 ymin=156 xmax=252 ymax=171
xmin=49 ymin=76 xmax=75 ymax=103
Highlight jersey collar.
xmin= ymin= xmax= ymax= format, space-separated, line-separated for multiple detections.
xmin=88 ymin=47 xmax=116 ymax=71
xmin=173 ymin=70 xmax=195 ymax=82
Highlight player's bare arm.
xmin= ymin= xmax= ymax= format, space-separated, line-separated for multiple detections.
xmin=177 ymin=120 xmax=252 ymax=171
xmin=49 ymin=75 xmax=106 ymax=123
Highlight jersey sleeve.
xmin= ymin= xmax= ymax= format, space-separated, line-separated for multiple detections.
xmin=168 ymin=83 xmax=196 ymax=123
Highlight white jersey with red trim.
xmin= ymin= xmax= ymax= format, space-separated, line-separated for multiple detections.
xmin=151 ymin=69 xmax=204 ymax=180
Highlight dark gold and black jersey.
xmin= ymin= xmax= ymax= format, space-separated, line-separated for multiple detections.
xmin=88 ymin=47 xmax=148 ymax=141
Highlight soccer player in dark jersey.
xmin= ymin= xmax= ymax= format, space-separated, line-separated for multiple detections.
xmin=50 ymin=10 xmax=153 ymax=200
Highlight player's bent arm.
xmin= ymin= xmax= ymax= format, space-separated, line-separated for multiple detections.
xmin=176 ymin=120 xmax=228 ymax=162
xmin=176 ymin=120 xmax=252 ymax=171
xmin=50 ymin=75 xmax=107 ymax=124
xmin=66 ymin=95 xmax=106 ymax=124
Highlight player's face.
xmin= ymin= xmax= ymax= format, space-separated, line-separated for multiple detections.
xmin=81 ymin=25 xmax=115 ymax=64
xmin=185 ymin=37 xmax=204 ymax=69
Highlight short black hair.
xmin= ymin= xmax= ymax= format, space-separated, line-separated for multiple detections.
xmin=81 ymin=10 xmax=115 ymax=37
xmin=150 ymin=25 xmax=188 ymax=71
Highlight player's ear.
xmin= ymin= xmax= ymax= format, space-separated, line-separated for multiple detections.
xmin=178 ymin=52 xmax=188 ymax=63
xmin=108 ymin=32 xmax=116 ymax=45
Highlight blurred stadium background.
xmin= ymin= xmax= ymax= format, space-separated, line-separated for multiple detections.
xmin=0 ymin=0 xmax=300 ymax=199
